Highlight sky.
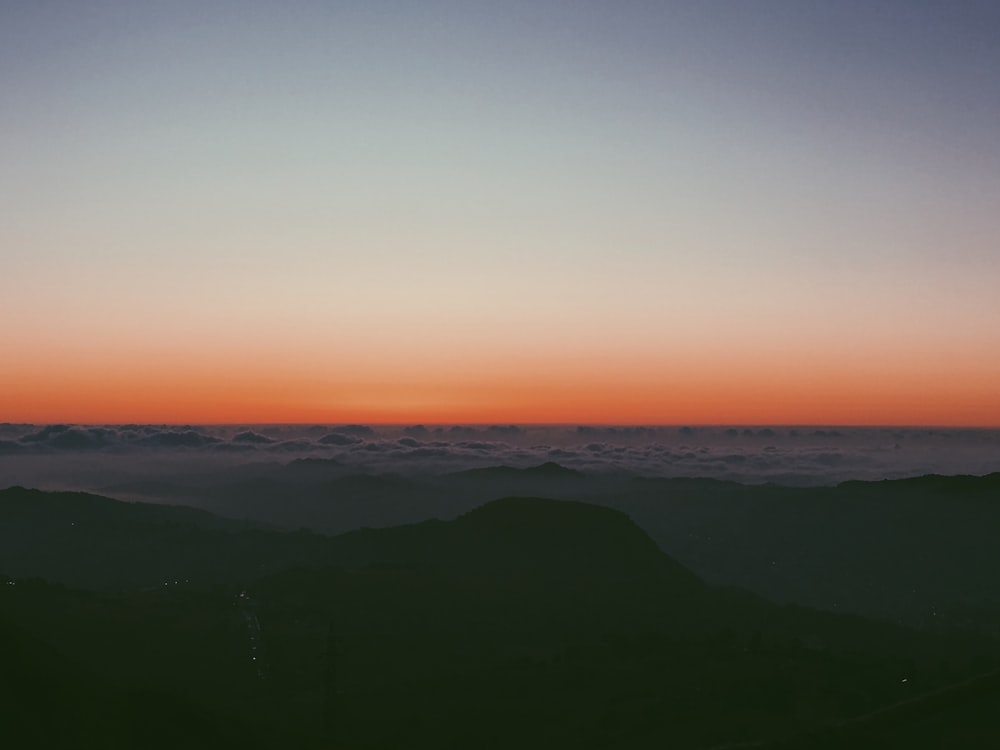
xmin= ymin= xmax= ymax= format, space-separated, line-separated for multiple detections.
xmin=2 ymin=1 xmax=999 ymax=425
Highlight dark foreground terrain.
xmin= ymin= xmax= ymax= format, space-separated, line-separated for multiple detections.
xmin=2 ymin=474 xmax=999 ymax=748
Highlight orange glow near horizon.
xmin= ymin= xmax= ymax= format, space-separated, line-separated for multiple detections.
xmin=4 ymin=4 xmax=1000 ymax=433
xmin=5 ymin=351 xmax=999 ymax=427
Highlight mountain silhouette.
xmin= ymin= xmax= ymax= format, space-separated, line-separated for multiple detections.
xmin=4 ymin=485 xmax=1000 ymax=749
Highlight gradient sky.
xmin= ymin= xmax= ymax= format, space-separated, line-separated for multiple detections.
xmin=3 ymin=1 xmax=999 ymax=425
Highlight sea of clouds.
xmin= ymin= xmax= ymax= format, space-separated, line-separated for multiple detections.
xmin=2 ymin=422 xmax=999 ymax=491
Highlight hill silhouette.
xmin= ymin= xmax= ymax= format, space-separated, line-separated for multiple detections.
xmin=0 ymin=579 xmax=322 ymax=749
xmin=0 ymin=486 xmax=695 ymax=593
xmin=327 ymin=496 xmax=691 ymax=579
xmin=79 ymin=466 xmax=1000 ymax=631
xmin=5 ymin=485 xmax=1000 ymax=747
xmin=11 ymin=468 xmax=1000 ymax=631
xmin=608 ymin=472 xmax=1000 ymax=630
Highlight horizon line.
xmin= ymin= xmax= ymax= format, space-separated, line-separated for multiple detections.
xmin=5 ymin=421 xmax=1000 ymax=430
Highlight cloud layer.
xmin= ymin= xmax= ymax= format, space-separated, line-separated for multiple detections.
xmin=2 ymin=423 xmax=1000 ymax=490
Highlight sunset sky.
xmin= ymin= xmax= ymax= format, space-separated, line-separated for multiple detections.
xmin=2 ymin=1 xmax=999 ymax=425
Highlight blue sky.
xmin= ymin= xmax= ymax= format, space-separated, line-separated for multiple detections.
xmin=2 ymin=1 xmax=998 ymax=424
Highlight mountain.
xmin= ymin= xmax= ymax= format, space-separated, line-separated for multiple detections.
xmin=0 ymin=579 xmax=322 ymax=749
xmin=0 ymin=486 xmax=324 ymax=589
xmin=0 ymin=487 xmax=691 ymax=593
xmin=605 ymin=473 xmax=1000 ymax=630
xmin=3 ymin=487 xmax=1000 ymax=748
xmin=13 ymin=469 xmax=1000 ymax=631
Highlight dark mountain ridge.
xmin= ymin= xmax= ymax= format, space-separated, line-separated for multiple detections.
xmin=8 ymin=468 xmax=1000 ymax=631
xmin=0 ymin=486 xmax=691 ymax=592
xmin=4 ymin=484 xmax=1000 ymax=748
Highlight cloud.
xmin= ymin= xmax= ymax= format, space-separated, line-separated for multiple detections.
xmin=0 ymin=423 xmax=34 ymax=437
xmin=336 ymin=424 xmax=376 ymax=436
xmin=135 ymin=430 xmax=222 ymax=448
xmin=3 ymin=424 xmax=1000 ymax=491
xmin=212 ymin=442 xmax=257 ymax=453
xmin=485 ymin=425 xmax=524 ymax=436
xmin=300 ymin=425 xmax=335 ymax=436
xmin=715 ymin=454 xmax=748 ymax=464
xmin=318 ymin=433 xmax=363 ymax=446
xmin=232 ymin=431 xmax=274 ymax=444
xmin=808 ymin=452 xmax=851 ymax=467
xmin=575 ymin=426 xmax=662 ymax=443
xmin=454 ymin=441 xmax=503 ymax=451
xmin=548 ymin=448 xmax=581 ymax=459
xmin=0 ymin=440 xmax=26 ymax=455
xmin=18 ymin=425 xmax=120 ymax=451
xmin=398 ymin=447 xmax=451 ymax=458
xmin=287 ymin=457 xmax=341 ymax=469
xmin=19 ymin=424 xmax=73 ymax=443
xmin=268 ymin=439 xmax=323 ymax=452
